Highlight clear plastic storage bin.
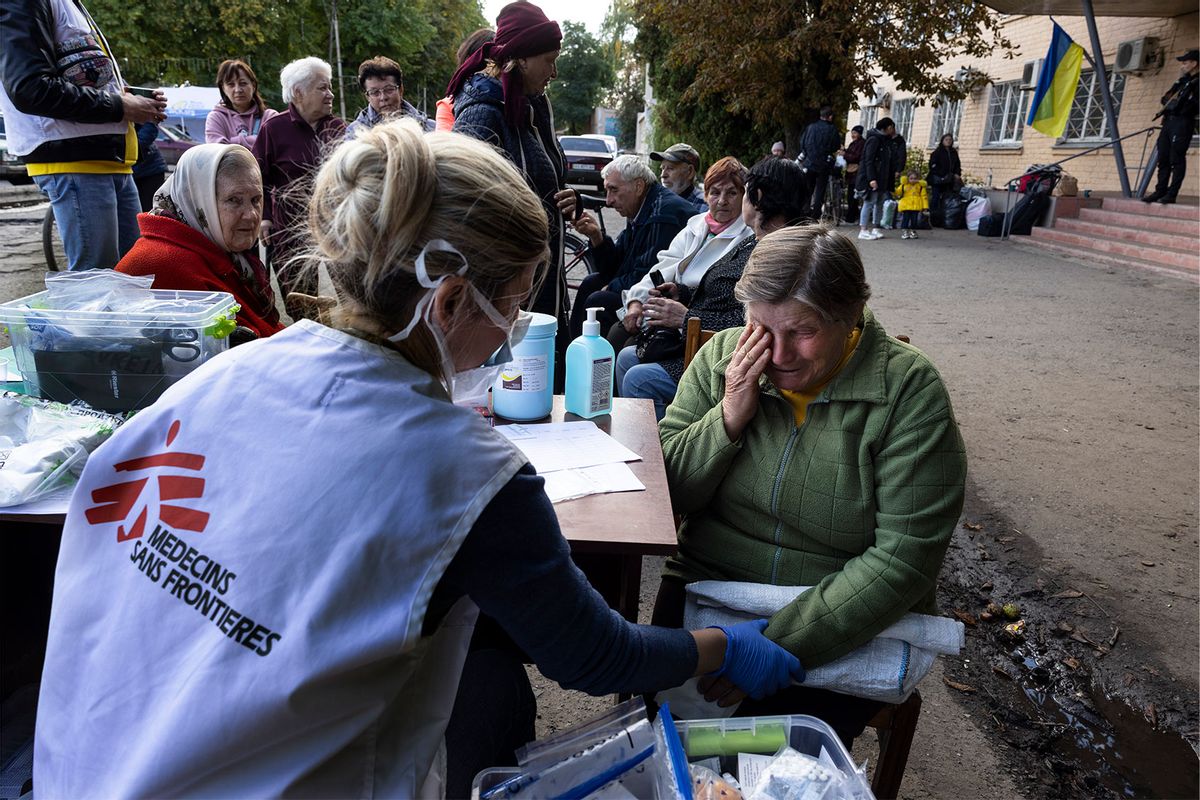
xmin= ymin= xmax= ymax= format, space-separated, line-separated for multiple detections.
xmin=0 ymin=289 xmax=238 ymax=412
xmin=471 ymin=715 xmax=873 ymax=799
xmin=674 ymin=714 xmax=874 ymax=799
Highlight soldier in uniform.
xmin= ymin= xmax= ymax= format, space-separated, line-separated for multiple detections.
xmin=1143 ymin=48 xmax=1198 ymax=205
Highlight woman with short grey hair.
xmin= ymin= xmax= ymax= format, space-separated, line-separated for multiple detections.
xmin=252 ymin=56 xmax=346 ymax=320
xmin=654 ymin=224 xmax=967 ymax=748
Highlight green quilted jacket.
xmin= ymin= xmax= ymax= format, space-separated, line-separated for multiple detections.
xmin=660 ymin=307 xmax=966 ymax=669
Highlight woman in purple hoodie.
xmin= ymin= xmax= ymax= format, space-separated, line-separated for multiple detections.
xmin=205 ymin=59 xmax=278 ymax=149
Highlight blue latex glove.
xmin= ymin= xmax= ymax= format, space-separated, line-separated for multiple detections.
xmin=709 ymin=619 xmax=806 ymax=700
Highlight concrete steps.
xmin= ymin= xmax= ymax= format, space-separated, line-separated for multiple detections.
xmin=1027 ymin=196 xmax=1199 ymax=282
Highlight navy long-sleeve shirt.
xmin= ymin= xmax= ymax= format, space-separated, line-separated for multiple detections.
xmin=426 ymin=464 xmax=698 ymax=695
xmin=590 ymin=183 xmax=694 ymax=292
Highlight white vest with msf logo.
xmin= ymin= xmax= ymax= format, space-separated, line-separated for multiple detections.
xmin=34 ymin=320 xmax=528 ymax=798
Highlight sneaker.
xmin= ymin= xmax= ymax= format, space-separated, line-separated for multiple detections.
xmin=910 ymin=231 xmax=919 ymax=239
xmin=871 ymin=229 xmax=885 ymax=239
xmin=858 ymin=230 xmax=874 ymax=240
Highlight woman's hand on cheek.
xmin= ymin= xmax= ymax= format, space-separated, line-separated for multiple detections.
xmin=721 ymin=323 xmax=771 ymax=442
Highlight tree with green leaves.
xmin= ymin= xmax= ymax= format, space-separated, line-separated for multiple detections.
xmin=551 ymin=21 xmax=615 ymax=135
xmin=600 ymin=0 xmax=641 ymax=148
xmin=633 ymin=0 xmax=1012 ymax=163
xmin=88 ymin=0 xmax=484 ymax=115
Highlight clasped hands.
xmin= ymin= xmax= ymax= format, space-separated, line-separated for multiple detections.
xmin=623 ymin=283 xmax=686 ymax=333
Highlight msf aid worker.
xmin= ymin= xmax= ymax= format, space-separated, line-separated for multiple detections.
xmin=34 ymin=120 xmax=803 ymax=798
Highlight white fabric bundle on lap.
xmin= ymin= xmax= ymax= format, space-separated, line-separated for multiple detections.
xmin=657 ymin=581 xmax=964 ymax=719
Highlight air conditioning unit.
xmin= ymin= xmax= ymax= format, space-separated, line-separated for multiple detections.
xmin=870 ymin=85 xmax=890 ymax=107
xmin=1114 ymin=37 xmax=1160 ymax=73
xmin=953 ymin=68 xmax=969 ymax=82
xmin=1021 ymin=59 xmax=1043 ymax=89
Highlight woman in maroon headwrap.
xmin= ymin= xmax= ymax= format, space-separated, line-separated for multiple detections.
xmin=451 ymin=1 xmax=578 ymax=382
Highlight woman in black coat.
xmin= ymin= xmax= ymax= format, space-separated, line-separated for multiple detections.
xmin=927 ymin=134 xmax=962 ymax=221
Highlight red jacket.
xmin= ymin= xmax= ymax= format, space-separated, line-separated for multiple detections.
xmin=116 ymin=213 xmax=285 ymax=338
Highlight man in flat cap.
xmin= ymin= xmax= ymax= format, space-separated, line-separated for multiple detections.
xmin=1143 ymin=49 xmax=1198 ymax=205
xmin=650 ymin=143 xmax=707 ymax=213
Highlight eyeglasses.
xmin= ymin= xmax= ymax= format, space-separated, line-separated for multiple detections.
xmin=365 ymin=84 xmax=400 ymax=99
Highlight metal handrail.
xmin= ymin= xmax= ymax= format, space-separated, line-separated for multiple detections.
xmin=999 ymin=125 xmax=1161 ymax=239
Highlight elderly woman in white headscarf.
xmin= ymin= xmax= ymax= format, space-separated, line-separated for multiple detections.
xmin=116 ymin=143 xmax=284 ymax=338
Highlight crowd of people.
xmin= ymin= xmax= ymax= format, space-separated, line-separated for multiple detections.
xmin=3 ymin=1 xmax=967 ymax=797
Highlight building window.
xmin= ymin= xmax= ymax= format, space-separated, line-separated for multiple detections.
xmin=928 ymin=97 xmax=963 ymax=147
xmin=860 ymin=105 xmax=878 ymax=130
xmin=984 ymin=81 xmax=1029 ymax=146
xmin=1062 ymin=69 xmax=1127 ymax=142
xmin=892 ymin=98 xmax=915 ymax=142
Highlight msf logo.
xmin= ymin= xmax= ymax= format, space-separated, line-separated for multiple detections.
xmin=85 ymin=419 xmax=209 ymax=542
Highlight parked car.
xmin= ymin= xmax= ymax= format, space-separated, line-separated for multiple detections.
xmin=155 ymin=123 xmax=200 ymax=167
xmin=579 ymin=133 xmax=618 ymax=156
xmin=0 ymin=113 xmax=32 ymax=184
xmin=559 ymin=135 xmax=613 ymax=191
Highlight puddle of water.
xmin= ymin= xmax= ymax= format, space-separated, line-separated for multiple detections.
xmin=1013 ymin=652 xmax=1198 ymax=798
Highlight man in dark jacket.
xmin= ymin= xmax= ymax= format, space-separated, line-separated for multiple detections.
xmin=798 ymin=106 xmax=841 ymax=219
xmin=570 ymin=154 xmax=693 ymax=337
xmin=0 ymin=0 xmax=166 ymax=270
xmin=1143 ymin=49 xmax=1199 ymax=205
xmin=856 ymin=117 xmax=898 ymax=239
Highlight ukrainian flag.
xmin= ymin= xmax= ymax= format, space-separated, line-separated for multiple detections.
xmin=1027 ymin=23 xmax=1085 ymax=137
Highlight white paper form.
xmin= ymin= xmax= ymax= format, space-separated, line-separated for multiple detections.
xmin=540 ymin=462 xmax=645 ymax=503
xmin=496 ymin=421 xmax=640 ymax=473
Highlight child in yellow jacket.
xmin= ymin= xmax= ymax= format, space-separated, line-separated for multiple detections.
xmin=895 ymin=170 xmax=928 ymax=239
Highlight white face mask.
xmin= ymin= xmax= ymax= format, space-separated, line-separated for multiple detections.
xmin=387 ymin=239 xmax=528 ymax=405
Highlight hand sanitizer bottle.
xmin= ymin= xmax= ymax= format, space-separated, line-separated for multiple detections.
xmin=565 ymin=307 xmax=614 ymax=418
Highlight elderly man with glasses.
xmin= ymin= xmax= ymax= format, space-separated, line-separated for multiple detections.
xmin=345 ymin=55 xmax=434 ymax=139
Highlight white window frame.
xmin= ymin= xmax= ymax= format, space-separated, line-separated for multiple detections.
xmin=928 ymin=97 xmax=963 ymax=147
xmin=859 ymin=105 xmax=879 ymax=130
xmin=892 ymin=98 xmax=915 ymax=142
xmin=1060 ymin=69 xmax=1127 ymax=144
xmin=983 ymin=80 xmax=1029 ymax=148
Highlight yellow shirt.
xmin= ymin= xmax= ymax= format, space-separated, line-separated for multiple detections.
xmin=23 ymin=124 xmax=137 ymax=176
xmin=778 ymin=327 xmax=862 ymax=427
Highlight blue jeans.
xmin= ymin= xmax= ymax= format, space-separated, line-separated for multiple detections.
xmin=616 ymin=345 xmax=677 ymax=421
xmin=858 ymin=190 xmax=884 ymax=229
xmin=34 ymin=172 xmax=140 ymax=271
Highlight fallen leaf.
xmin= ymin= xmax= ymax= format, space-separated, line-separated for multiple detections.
xmin=980 ymin=611 xmax=995 ymax=623
xmin=1052 ymin=589 xmax=1084 ymax=599
xmin=951 ymin=609 xmax=978 ymax=627
xmin=981 ymin=581 xmax=993 ymax=591
xmin=943 ymin=677 xmax=977 ymax=694
xmin=992 ymin=665 xmax=1014 ymax=680
xmin=964 ymin=521 xmax=983 ymax=531
xmin=1070 ymin=630 xmax=1104 ymax=650
xmin=1123 ymin=672 xmax=1136 ymax=688
xmin=1062 ymin=656 xmax=1081 ymax=670
xmin=1145 ymin=703 xmax=1157 ymax=728
xmin=1141 ymin=560 xmax=1155 ymax=567
xmin=1054 ymin=621 xmax=1075 ymax=636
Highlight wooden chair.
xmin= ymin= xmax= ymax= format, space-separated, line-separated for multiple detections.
xmin=683 ymin=317 xmax=716 ymax=369
xmin=864 ymin=689 xmax=922 ymax=799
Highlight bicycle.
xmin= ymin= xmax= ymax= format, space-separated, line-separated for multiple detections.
xmin=563 ymin=192 xmax=607 ymax=289
xmin=42 ymin=205 xmax=63 ymax=271
xmin=819 ymin=173 xmax=847 ymax=227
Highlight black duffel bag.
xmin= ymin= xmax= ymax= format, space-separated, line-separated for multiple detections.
xmin=977 ymin=213 xmax=1004 ymax=237
xmin=1008 ymin=192 xmax=1050 ymax=235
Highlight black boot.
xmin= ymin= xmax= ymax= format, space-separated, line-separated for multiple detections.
xmin=1157 ymin=195 xmax=1177 ymax=205
xmin=1142 ymin=190 xmax=1165 ymax=203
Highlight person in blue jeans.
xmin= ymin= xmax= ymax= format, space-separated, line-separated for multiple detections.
xmin=0 ymin=0 xmax=167 ymax=270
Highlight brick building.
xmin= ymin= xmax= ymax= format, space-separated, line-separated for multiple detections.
xmin=847 ymin=10 xmax=1199 ymax=198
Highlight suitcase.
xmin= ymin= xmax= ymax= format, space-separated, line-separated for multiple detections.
xmin=1007 ymin=192 xmax=1050 ymax=235
xmin=977 ymin=213 xmax=1004 ymax=237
